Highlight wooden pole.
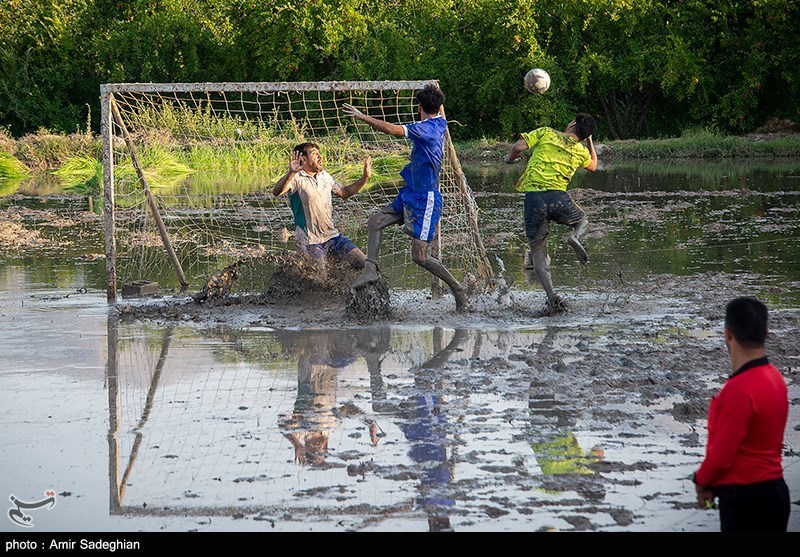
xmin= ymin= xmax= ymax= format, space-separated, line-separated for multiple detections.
xmin=101 ymin=91 xmax=117 ymax=302
xmin=109 ymin=96 xmax=189 ymax=288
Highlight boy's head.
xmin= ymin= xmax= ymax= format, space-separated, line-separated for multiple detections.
xmin=416 ymin=84 xmax=445 ymax=116
xmin=572 ymin=113 xmax=597 ymax=140
xmin=293 ymin=142 xmax=320 ymax=158
xmin=293 ymin=142 xmax=322 ymax=172
xmin=725 ymin=296 xmax=768 ymax=348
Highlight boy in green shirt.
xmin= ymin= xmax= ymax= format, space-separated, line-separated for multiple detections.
xmin=503 ymin=113 xmax=598 ymax=313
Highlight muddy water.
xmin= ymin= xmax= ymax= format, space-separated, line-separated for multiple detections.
xmin=2 ymin=158 xmax=799 ymax=305
xmin=1 ymin=159 xmax=799 ymax=533
xmin=467 ymin=158 xmax=800 ymax=307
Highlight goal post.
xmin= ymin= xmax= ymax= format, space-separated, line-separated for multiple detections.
xmin=100 ymin=81 xmax=493 ymax=302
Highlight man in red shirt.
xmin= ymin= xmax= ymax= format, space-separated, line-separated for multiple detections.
xmin=693 ymin=297 xmax=790 ymax=532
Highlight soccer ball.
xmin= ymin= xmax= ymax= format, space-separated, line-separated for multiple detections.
xmin=525 ymin=68 xmax=551 ymax=94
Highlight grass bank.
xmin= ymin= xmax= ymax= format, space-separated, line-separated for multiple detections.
xmin=4 ymin=126 xmax=800 ymax=178
xmin=454 ymin=128 xmax=800 ymax=163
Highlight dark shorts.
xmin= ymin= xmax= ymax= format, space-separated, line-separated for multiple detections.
xmin=384 ymin=185 xmax=442 ymax=243
xmin=305 ymin=234 xmax=358 ymax=260
xmin=523 ymin=190 xmax=585 ymax=245
xmin=715 ymin=477 xmax=790 ymax=532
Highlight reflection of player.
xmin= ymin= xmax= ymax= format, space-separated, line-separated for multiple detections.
xmin=526 ymin=328 xmax=605 ymax=502
xmin=277 ymin=330 xmax=357 ymax=465
xmin=397 ymin=328 xmax=468 ymax=532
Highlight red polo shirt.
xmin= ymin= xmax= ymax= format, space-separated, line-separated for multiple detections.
xmin=695 ymin=357 xmax=788 ymax=487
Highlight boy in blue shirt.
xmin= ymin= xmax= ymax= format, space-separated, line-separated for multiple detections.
xmin=342 ymin=84 xmax=467 ymax=312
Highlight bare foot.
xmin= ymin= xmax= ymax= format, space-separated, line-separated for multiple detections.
xmin=567 ymin=235 xmax=589 ymax=265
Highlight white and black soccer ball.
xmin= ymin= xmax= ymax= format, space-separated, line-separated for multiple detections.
xmin=524 ymin=68 xmax=551 ymax=95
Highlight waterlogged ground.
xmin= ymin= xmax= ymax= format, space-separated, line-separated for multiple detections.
xmin=1 ymin=269 xmax=798 ymax=534
xmin=0 ymin=159 xmax=799 ymax=533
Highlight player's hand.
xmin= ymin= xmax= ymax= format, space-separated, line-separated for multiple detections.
xmin=289 ymin=150 xmax=303 ymax=173
xmin=363 ymin=155 xmax=372 ymax=179
xmin=503 ymin=153 xmax=521 ymax=164
xmin=342 ymin=103 xmax=364 ymax=119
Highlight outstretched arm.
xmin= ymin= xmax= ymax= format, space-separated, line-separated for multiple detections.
xmin=503 ymin=137 xmax=529 ymax=164
xmin=337 ymin=156 xmax=372 ymax=199
xmin=584 ymin=136 xmax=598 ymax=171
xmin=342 ymin=104 xmax=405 ymax=137
xmin=273 ymin=151 xmax=303 ymax=196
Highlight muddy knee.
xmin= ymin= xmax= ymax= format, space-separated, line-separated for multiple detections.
xmin=528 ymin=241 xmax=549 ymax=268
xmin=411 ymin=241 xmax=429 ymax=267
xmin=367 ymin=213 xmax=385 ymax=234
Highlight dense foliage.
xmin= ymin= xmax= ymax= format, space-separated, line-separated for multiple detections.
xmin=1 ymin=0 xmax=797 ymax=140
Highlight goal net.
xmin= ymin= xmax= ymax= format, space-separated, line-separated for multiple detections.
xmin=100 ymin=81 xmax=492 ymax=301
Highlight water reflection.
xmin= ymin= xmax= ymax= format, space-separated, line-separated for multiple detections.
xmin=106 ymin=315 xmax=624 ymax=528
xmin=395 ymin=328 xmax=468 ymax=532
xmin=275 ymin=328 xmax=389 ymax=466
xmin=525 ymin=328 xmax=606 ymax=504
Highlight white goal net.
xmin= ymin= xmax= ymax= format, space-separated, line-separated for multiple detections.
xmin=100 ymin=81 xmax=492 ymax=301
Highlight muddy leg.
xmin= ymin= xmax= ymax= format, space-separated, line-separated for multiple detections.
xmin=352 ymin=211 xmax=401 ymax=289
xmin=529 ymin=239 xmax=567 ymax=312
xmin=524 ymin=249 xmax=534 ymax=269
xmin=567 ymin=218 xmax=589 ymax=264
xmin=411 ymin=239 xmax=467 ymax=312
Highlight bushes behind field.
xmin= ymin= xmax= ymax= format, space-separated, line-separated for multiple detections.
xmin=1 ymin=0 xmax=798 ymax=141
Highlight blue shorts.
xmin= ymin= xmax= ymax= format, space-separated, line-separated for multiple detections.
xmin=305 ymin=234 xmax=358 ymax=260
xmin=386 ymin=185 xmax=442 ymax=243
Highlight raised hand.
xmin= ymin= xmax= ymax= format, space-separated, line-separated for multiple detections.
xmin=363 ymin=155 xmax=373 ymax=179
xmin=289 ymin=150 xmax=303 ymax=173
xmin=342 ymin=103 xmax=364 ymax=120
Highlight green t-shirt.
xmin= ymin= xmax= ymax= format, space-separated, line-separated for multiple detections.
xmin=515 ymin=127 xmax=591 ymax=192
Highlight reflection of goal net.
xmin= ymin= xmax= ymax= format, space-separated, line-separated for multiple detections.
xmin=100 ymin=81 xmax=491 ymax=300
xmin=105 ymin=318 xmax=481 ymax=519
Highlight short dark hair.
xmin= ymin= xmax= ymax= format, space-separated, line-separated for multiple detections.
xmin=725 ymin=297 xmax=768 ymax=348
xmin=415 ymin=84 xmax=445 ymax=115
xmin=293 ymin=142 xmax=319 ymax=157
xmin=573 ymin=113 xmax=597 ymax=140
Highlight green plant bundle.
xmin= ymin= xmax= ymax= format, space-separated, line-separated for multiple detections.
xmin=51 ymin=154 xmax=102 ymax=195
xmin=117 ymin=148 xmax=195 ymax=189
xmin=0 ymin=152 xmax=29 ymax=181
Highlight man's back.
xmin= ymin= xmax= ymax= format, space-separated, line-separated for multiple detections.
xmin=400 ymin=116 xmax=447 ymax=192
xmin=515 ymin=127 xmax=591 ymax=193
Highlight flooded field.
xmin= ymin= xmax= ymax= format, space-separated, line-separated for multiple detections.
xmin=0 ymin=159 xmax=798 ymax=533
